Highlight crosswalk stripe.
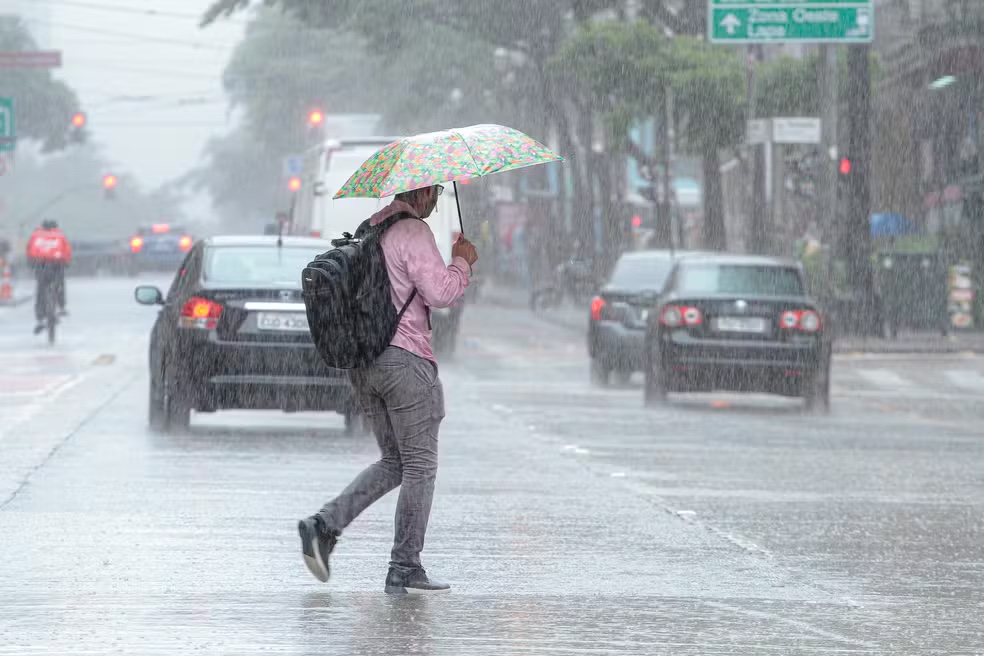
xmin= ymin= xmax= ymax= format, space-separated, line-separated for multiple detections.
xmin=944 ymin=370 xmax=984 ymax=392
xmin=854 ymin=369 xmax=917 ymax=389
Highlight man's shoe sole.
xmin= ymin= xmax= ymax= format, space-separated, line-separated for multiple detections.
xmin=297 ymin=519 xmax=329 ymax=583
xmin=384 ymin=585 xmax=452 ymax=595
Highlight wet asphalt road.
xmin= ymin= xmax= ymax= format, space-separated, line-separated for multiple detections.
xmin=1 ymin=276 xmax=982 ymax=654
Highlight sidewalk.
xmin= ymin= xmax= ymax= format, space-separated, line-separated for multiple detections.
xmin=478 ymin=280 xmax=984 ymax=354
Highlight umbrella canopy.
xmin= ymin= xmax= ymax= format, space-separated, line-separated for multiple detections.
xmin=333 ymin=124 xmax=562 ymax=200
xmin=870 ymin=213 xmax=919 ymax=237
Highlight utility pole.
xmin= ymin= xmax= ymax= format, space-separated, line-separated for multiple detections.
xmin=845 ymin=45 xmax=875 ymax=335
xmin=817 ymin=45 xmax=839 ymax=245
xmin=747 ymin=45 xmax=769 ymax=254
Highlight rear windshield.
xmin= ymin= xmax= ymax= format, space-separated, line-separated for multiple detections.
xmin=203 ymin=246 xmax=325 ymax=285
xmin=608 ymin=256 xmax=674 ymax=291
xmin=677 ymin=264 xmax=804 ymax=297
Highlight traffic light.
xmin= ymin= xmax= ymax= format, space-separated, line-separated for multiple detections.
xmin=71 ymin=113 xmax=86 ymax=129
xmin=102 ymin=174 xmax=118 ymax=200
xmin=288 ymin=176 xmax=302 ymax=193
xmin=839 ymin=157 xmax=852 ymax=176
xmin=307 ymin=109 xmax=325 ymax=128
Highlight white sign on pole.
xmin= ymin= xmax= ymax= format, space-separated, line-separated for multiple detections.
xmin=747 ymin=119 xmax=771 ymax=145
xmin=772 ymin=117 xmax=822 ymax=144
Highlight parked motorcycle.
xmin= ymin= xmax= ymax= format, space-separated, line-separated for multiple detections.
xmin=529 ymin=257 xmax=599 ymax=311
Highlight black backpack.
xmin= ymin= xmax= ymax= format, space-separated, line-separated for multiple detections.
xmin=301 ymin=213 xmax=421 ymax=370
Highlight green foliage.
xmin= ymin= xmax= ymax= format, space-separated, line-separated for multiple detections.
xmin=667 ymin=37 xmax=745 ymax=153
xmin=754 ymin=55 xmax=819 ymax=118
xmin=0 ymin=18 xmax=85 ymax=152
xmin=549 ymin=21 xmax=668 ymax=114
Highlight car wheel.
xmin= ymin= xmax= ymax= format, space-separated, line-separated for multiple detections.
xmin=643 ymin=350 xmax=667 ymax=407
xmin=804 ymin=357 xmax=831 ymax=414
xmin=162 ymin=365 xmax=192 ymax=432
xmin=589 ymin=358 xmax=610 ymax=387
xmin=148 ymin=375 xmax=167 ymax=432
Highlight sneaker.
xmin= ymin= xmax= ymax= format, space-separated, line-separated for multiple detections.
xmin=384 ymin=567 xmax=451 ymax=595
xmin=297 ymin=516 xmax=338 ymax=583
xmin=33 ymin=323 xmax=45 ymax=335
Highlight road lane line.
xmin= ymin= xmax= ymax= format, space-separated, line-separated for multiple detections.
xmin=944 ymin=370 xmax=984 ymax=392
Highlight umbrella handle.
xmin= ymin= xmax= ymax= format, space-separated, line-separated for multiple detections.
xmin=453 ymin=181 xmax=465 ymax=237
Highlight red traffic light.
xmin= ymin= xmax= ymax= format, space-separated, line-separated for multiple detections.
xmin=839 ymin=157 xmax=852 ymax=175
xmin=71 ymin=112 xmax=86 ymax=128
xmin=102 ymin=174 xmax=118 ymax=189
xmin=288 ymin=177 xmax=302 ymax=193
xmin=308 ymin=110 xmax=324 ymax=127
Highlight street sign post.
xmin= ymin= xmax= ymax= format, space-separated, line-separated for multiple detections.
xmin=773 ymin=117 xmax=822 ymax=144
xmin=0 ymin=51 xmax=62 ymax=69
xmin=708 ymin=1 xmax=873 ymax=44
xmin=747 ymin=119 xmax=771 ymax=145
xmin=0 ymin=98 xmax=15 ymax=153
xmin=282 ymin=155 xmax=303 ymax=179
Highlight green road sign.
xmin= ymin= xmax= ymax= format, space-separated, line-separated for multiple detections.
xmin=708 ymin=1 xmax=873 ymax=44
xmin=0 ymin=97 xmax=15 ymax=153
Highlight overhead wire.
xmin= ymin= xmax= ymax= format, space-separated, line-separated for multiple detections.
xmin=22 ymin=18 xmax=237 ymax=52
xmin=28 ymin=0 xmax=250 ymax=24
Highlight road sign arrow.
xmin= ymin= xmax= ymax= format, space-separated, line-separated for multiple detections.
xmin=720 ymin=13 xmax=742 ymax=35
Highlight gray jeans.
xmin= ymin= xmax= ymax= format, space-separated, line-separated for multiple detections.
xmin=318 ymin=347 xmax=445 ymax=571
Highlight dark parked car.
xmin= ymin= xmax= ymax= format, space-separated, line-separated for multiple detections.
xmin=129 ymin=223 xmax=195 ymax=274
xmin=135 ymin=235 xmax=360 ymax=433
xmin=588 ymin=250 xmax=700 ymax=386
xmin=643 ymin=254 xmax=831 ymax=410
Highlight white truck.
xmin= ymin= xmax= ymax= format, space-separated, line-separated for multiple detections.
xmin=293 ymin=137 xmax=466 ymax=356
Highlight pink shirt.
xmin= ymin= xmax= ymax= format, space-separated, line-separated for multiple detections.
xmin=370 ymin=200 xmax=471 ymax=363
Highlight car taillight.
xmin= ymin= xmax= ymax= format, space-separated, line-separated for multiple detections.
xmin=130 ymin=237 xmax=143 ymax=253
xmin=179 ymin=296 xmax=223 ymax=330
xmin=660 ymin=305 xmax=702 ymax=327
xmin=179 ymin=236 xmax=193 ymax=252
xmin=780 ymin=310 xmax=822 ymax=333
xmin=310 ymin=231 xmax=321 ymax=238
xmin=590 ymin=296 xmax=606 ymax=321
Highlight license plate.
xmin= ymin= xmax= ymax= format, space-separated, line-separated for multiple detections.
xmin=714 ymin=316 xmax=769 ymax=333
xmin=257 ymin=312 xmax=309 ymax=332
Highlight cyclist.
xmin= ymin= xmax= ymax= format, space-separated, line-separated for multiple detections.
xmin=26 ymin=219 xmax=72 ymax=335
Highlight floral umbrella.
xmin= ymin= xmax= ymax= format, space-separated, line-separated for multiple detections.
xmin=333 ymin=124 xmax=563 ymax=232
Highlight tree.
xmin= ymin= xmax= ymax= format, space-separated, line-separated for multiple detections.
xmin=0 ymin=18 xmax=86 ymax=152
xmin=668 ymin=38 xmax=745 ymax=250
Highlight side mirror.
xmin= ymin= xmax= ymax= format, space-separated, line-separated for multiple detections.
xmin=135 ymin=285 xmax=164 ymax=306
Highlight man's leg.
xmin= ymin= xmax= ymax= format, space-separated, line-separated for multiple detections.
xmin=56 ymin=266 xmax=67 ymax=312
xmin=33 ymin=267 xmax=48 ymax=333
xmin=381 ymin=354 xmax=445 ymax=572
xmin=317 ymin=377 xmax=404 ymax=531
xmin=298 ymin=359 xmax=404 ymax=583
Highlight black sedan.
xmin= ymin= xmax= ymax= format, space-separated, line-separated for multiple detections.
xmin=135 ymin=235 xmax=360 ymax=433
xmin=643 ymin=254 xmax=831 ymax=410
xmin=588 ymin=250 xmax=700 ymax=386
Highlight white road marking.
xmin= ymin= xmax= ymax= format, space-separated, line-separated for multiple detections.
xmin=944 ymin=370 xmax=984 ymax=392
xmin=855 ymin=368 xmax=916 ymax=389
